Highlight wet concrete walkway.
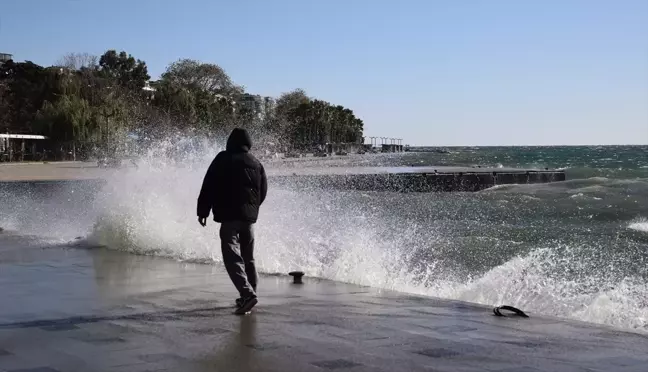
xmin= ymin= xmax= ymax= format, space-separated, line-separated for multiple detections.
xmin=1 ymin=239 xmax=647 ymax=372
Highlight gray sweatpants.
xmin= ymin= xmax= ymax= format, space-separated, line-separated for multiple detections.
xmin=220 ymin=221 xmax=258 ymax=299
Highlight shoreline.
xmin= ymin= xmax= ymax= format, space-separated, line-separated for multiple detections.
xmin=0 ymin=153 xmax=373 ymax=182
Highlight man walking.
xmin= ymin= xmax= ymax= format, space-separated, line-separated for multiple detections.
xmin=197 ymin=128 xmax=268 ymax=315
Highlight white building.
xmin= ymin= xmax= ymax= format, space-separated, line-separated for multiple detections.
xmin=142 ymin=81 xmax=156 ymax=92
xmin=234 ymin=94 xmax=274 ymax=120
xmin=0 ymin=53 xmax=13 ymax=66
xmin=0 ymin=133 xmax=48 ymax=162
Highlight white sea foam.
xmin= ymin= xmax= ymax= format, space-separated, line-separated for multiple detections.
xmin=628 ymin=218 xmax=648 ymax=233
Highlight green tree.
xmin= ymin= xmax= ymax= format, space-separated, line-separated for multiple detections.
xmin=98 ymin=50 xmax=150 ymax=90
xmin=90 ymin=88 xmax=134 ymax=156
xmin=153 ymin=59 xmax=240 ymax=134
xmin=0 ymin=49 xmax=365 ymax=159
xmin=161 ymin=59 xmax=242 ymax=96
xmin=0 ymin=60 xmax=63 ymax=133
xmin=35 ymin=95 xmax=91 ymax=143
xmin=282 ymin=99 xmax=364 ymax=148
xmin=268 ymin=88 xmax=310 ymax=145
xmin=152 ymin=81 xmax=197 ymax=125
xmin=0 ymin=74 xmax=12 ymax=132
xmin=56 ymin=52 xmax=98 ymax=71
xmin=274 ymin=88 xmax=310 ymax=118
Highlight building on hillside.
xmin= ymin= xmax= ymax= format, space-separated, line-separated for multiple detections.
xmin=236 ymin=93 xmax=262 ymax=115
xmin=142 ymin=81 xmax=156 ymax=93
xmin=0 ymin=53 xmax=13 ymax=66
xmin=234 ymin=93 xmax=274 ymax=121
xmin=262 ymin=96 xmax=275 ymax=119
xmin=142 ymin=81 xmax=156 ymax=100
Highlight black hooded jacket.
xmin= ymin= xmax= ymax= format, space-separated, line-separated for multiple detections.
xmin=197 ymin=128 xmax=268 ymax=223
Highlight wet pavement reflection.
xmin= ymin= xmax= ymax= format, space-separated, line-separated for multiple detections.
xmin=1 ymin=239 xmax=648 ymax=372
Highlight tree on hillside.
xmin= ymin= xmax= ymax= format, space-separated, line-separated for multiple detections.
xmin=98 ymin=50 xmax=150 ymax=90
xmin=0 ymin=80 xmax=11 ymax=132
xmin=152 ymin=59 xmax=241 ymax=134
xmin=56 ymin=53 xmax=98 ymax=71
xmin=151 ymin=81 xmax=197 ymax=125
xmin=152 ymin=78 xmax=235 ymax=132
xmin=274 ymin=88 xmax=310 ymax=118
xmin=0 ymin=49 xmax=365 ymax=159
xmin=35 ymin=95 xmax=92 ymax=144
xmin=264 ymin=88 xmax=311 ymax=144
xmin=0 ymin=60 xmax=63 ymax=133
xmin=283 ymin=99 xmax=364 ymax=148
xmin=161 ymin=59 xmax=243 ymax=96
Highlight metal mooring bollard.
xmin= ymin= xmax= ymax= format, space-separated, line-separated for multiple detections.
xmin=289 ymin=271 xmax=305 ymax=284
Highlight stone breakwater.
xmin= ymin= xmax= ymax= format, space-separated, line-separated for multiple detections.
xmin=0 ymin=162 xmax=565 ymax=192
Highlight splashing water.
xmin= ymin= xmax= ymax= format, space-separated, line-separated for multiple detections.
xmin=2 ymin=139 xmax=648 ymax=332
xmin=628 ymin=218 xmax=648 ymax=233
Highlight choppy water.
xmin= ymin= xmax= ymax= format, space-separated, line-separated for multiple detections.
xmin=1 ymin=143 xmax=647 ymax=332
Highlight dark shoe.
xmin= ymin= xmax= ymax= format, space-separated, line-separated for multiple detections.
xmin=235 ymin=298 xmax=243 ymax=308
xmin=234 ymin=296 xmax=258 ymax=315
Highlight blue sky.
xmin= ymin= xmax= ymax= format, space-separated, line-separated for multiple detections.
xmin=2 ymin=0 xmax=647 ymax=145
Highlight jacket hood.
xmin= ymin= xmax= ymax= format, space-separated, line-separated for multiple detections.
xmin=226 ymin=128 xmax=252 ymax=153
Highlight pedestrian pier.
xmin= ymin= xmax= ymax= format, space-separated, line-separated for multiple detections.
xmin=0 ymin=163 xmax=566 ymax=192
xmin=269 ymin=166 xmax=566 ymax=192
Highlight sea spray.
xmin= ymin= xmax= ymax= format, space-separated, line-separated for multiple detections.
xmin=628 ymin=218 xmax=648 ymax=233
xmin=2 ymin=141 xmax=648 ymax=332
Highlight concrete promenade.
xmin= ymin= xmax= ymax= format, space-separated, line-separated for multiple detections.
xmin=1 ymin=237 xmax=647 ymax=372
xmin=0 ymin=162 xmax=115 ymax=182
